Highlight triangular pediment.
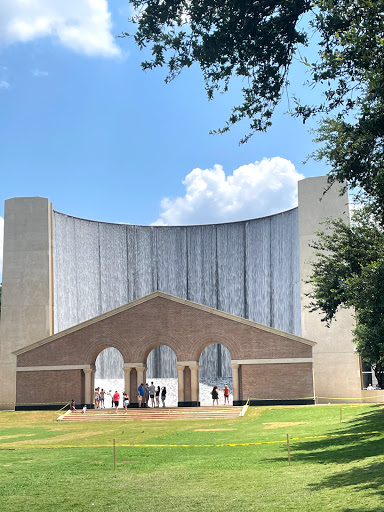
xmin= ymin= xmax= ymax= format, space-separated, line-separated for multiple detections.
xmin=13 ymin=291 xmax=315 ymax=356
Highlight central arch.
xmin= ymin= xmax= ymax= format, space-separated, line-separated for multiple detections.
xmin=145 ymin=344 xmax=178 ymax=407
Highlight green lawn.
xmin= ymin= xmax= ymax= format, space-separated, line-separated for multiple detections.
xmin=1 ymin=404 xmax=383 ymax=511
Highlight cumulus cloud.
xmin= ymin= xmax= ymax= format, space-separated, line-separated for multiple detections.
xmin=0 ymin=0 xmax=121 ymax=57
xmin=154 ymin=157 xmax=304 ymax=225
xmin=0 ymin=80 xmax=10 ymax=89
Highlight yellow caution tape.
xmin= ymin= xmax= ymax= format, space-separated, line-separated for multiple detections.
xmin=1 ymin=429 xmax=383 ymax=450
xmin=56 ymin=403 xmax=70 ymax=414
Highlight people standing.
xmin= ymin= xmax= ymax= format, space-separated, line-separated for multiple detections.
xmin=138 ymin=383 xmax=144 ymax=407
xmin=123 ymin=392 xmax=129 ymax=413
xmin=109 ymin=390 xmax=114 ymax=408
xmin=212 ymin=385 xmax=219 ymax=405
xmin=223 ymin=385 xmax=230 ymax=405
xmin=70 ymin=399 xmax=76 ymax=412
xmin=94 ymin=388 xmax=100 ymax=409
xmin=99 ymin=389 xmax=105 ymax=408
xmin=113 ymin=390 xmax=120 ymax=413
xmin=149 ymin=381 xmax=156 ymax=407
xmin=161 ymin=386 xmax=166 ymax=407
xmin=155 ymin=385 xmax=160 ymax=407
xmin=145 ymin=383 xmax=150 ymax=408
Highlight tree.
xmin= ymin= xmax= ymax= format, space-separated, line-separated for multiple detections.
xmin=125 ymin=0 xmax=384 ymax=210
xmin=125 ymin=0 xmax=310 ymax=143
xmin=308 ymin=208 xmax=384 ymax=387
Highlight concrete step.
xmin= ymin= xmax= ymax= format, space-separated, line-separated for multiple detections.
xmin=58 ymin=406 xmax=242 ymax=422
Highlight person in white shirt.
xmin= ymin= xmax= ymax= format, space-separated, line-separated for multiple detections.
xmin=149 ymin=381 xmax=156 ymax=407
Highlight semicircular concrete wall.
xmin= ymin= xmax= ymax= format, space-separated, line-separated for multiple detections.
xmin=53 ymin=209 xmax=302 ymax=336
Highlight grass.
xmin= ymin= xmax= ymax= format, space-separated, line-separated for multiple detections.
xmin=1 ymin=404 xmax=384 ymax=511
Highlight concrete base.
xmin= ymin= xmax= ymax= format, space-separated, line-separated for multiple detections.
xmin=235 ymin=399 xmax=315 ymax=406
xmin=178 ymin=401 xmax=200 ymax=407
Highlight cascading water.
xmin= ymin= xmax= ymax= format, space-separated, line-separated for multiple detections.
xmin=53 ymin=209 xmax=301 ymax=378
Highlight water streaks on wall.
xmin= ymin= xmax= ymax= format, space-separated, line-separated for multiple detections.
xmin=53 ymin=210 xmax=301 ymax=379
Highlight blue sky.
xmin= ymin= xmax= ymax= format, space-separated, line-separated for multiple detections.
xmin=0 ymin=1 xmax=328 ymax=270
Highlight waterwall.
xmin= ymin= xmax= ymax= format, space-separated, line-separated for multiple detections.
xmin=53 ymin=209 xmax=301 ymax=378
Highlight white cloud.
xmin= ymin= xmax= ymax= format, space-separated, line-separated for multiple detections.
xmin=154 ymin=157 xmax=304 ymax=225
xmin=32 ymin=69 xmax=49 ymax=77
xmin=0 ymin=0 xmax=121 ymax=57
xmin=0 ymin=80 xmax=10 ymax=89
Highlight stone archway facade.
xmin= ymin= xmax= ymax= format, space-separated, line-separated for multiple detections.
xmin=14 ymin=292 xmax=315 ymax=408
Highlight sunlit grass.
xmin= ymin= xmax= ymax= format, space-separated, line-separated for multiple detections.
xmin=1 ymin=404 xmax=383 ymax=511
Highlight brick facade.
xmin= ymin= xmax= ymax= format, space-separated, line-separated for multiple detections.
xmin=15 ymin=293 xmax=314 ymax=406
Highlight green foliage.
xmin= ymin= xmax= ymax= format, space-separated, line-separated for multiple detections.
xmin=307 ymin=0 xmax=384 ymax=220
xmin=308 ymin=208 xmax=384 ymax=385
xmin=125 ymin=0 xmax=310 ymax=143
xmin=125 ymin=0 xmax=384 ymax=216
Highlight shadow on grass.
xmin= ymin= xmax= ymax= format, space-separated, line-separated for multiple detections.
xmin=286 ymin=406 xmax=384 ymax=466
xmin=268 ymin=406 xmax=384 ymax=510
xmin=308 ymin=459 xmax=384 ymax=512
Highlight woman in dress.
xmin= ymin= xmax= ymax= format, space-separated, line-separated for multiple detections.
xmin=223 ymin=385 xmax=230 ymax=405
xmin=211 ymin=385 xmax=219 ymax=405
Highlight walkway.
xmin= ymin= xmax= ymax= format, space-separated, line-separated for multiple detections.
xmin=58 ymin=406 xmax=243 ymax=422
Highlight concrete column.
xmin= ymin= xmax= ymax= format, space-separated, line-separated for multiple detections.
xmin=83 ymin=369 xmax=93 ymax=406
xmin=123 ymin=367 xmax=131 ymax=398
xmin=136 ymin=367 xmax=145 ymax=391
xmin=189 ymin=364 xmax=200 ymax=403
xmin=231 ymin=363 xmax=240 ymax=403
xmin=177 ymin=365 xmax=185 ymax=403
xmin=298 ymin=176 xmax=362 ymax=400
xmin=0 ymin=197 xmax=53 ymax=410
xmin=91 ymin=369 xmax=96 ymax=406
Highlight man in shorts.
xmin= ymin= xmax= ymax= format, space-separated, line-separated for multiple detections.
xmin=137 ymin=383 xmax=144 ymax=408
xmin=113 ymin=390 xmax=120 ymax=413
xmin=149 ymin=381 xmax=156 ymax=407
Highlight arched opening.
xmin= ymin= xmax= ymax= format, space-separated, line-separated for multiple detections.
xmin=94 ymin=347 xmax=124 ymax=409
xmin=199 ymin=343 xmax=233 ymax=405
xmin=146 ymin=345 xmax=177 ymax=407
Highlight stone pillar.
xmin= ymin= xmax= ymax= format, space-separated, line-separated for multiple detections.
xmin=91 ymin=369 xmax=96 ymax=407
xmin=177 ymin=365 xmax=185 ymax=404
xmin=231 ymin=363 xmax=240 ymax=404
xmin=298 ymin=176 xmax=362 ymax=401
xmin=123 ymin=367 xmax=131 ymax=398
xmin=189 ymin=364 xmax=200 ymax=405
xmin=136 ymin=365 xmax=146 ymax=404
xmin=83 ymin=369 xmax=93 ymax=406
xmin=0 ymin=197 xmax=53 ymax=410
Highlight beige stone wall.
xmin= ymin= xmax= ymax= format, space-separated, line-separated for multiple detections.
xmin=298 ymin=177 xmax=365 ymax=401
xmin=0 ymin=197 xmax=53 ymax=410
